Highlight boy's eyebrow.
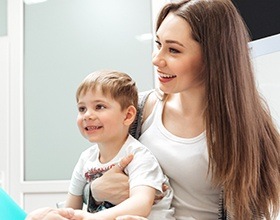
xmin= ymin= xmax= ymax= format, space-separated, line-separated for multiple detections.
xmin=77 ymin=99 xmax=107 ymax=105
xmin=77 ymin=100 xmax=87 ymax=105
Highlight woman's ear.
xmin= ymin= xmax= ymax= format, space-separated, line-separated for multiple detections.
xmin=124 ymin=105 xmax=137 ymax=126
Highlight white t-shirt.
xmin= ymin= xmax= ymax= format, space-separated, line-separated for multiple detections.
xmin=69 ymin=134 xmax=175 ymax=219
xmin=139 ymin=98 xmax=220 ymax=220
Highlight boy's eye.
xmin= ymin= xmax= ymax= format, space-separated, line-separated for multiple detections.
xmin=78 ymin=106 xmax=86 ymax=113
xmin=96 ymin=104 xmax=105 ymax=110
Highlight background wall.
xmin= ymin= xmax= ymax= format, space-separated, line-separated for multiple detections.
xmin=253 ymin=49 xmax=280 ymax=130
xmin=0 ymin=0 xmax=7 ymax=36
xmin=0 ymin=37 xmax=9 ymax=189
xmin=232 ymin=0 xmax=280 ymax=41
xmin=2 ymin=0 xmax=168 ymax=212
xmin=233 ymin=0 xmax=280 ymax=130
xmin=0 ymin=0 xmax=8 ymax=190
xmin=24 ymin=0 xmax=154 ymax=181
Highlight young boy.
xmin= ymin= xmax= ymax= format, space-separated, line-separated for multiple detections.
xmin=65 ymin=70 xmax=174 ymax=219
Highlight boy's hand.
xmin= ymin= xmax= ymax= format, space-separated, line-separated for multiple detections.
xmin=26 ymin=207 xmax=74 ymax=220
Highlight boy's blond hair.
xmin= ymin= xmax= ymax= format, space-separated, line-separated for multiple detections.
xmin=76 ymin=70 xmax=138 ymax=110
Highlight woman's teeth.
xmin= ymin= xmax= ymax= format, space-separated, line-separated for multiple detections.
xmin=159 ymin=73 xmax=176 ymax=78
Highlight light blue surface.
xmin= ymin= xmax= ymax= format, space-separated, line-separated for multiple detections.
xmin=0 ymin=188 xmax=27 ymax=220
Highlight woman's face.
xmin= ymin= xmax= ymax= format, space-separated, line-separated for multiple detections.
xmin=153 ymin=13 xmax=204 ymax=94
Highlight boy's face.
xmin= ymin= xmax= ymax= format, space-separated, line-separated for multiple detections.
xmin=76 ymin=88 xmax=128 ymax=144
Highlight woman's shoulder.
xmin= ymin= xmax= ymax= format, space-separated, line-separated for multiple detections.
xmin=129 ymin=89 xmax=165 ymax=139
xmin=142 ymin=88 xmax=165 ymax=121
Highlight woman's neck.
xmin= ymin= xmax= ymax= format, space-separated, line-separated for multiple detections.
xmin=163 ymin=91 xmax=206 ymax=138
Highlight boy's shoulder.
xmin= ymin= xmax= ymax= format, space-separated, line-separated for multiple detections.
xmin=79 ymin=144 xmax=99 ymax=160
xmin=124 ymin=135 xmax=156 ymax=159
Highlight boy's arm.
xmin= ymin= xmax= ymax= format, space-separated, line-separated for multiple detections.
xmin=72 ymin=185 xmax=156 ymax=220
xmin=65 ymin=193 xmax=83 ymax=210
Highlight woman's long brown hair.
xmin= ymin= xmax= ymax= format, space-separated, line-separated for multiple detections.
xmin=157 ymin=0 xmax=280 ymax=219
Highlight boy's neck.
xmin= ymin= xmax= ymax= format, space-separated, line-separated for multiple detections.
xmin=97 ymin=133 xmax=129 ymax=164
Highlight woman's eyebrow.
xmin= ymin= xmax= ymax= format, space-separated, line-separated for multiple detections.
xmin=165 ymin=40 xmax=185 ymax=47
xmin=156 ymin=35 xmax=185 ymax=47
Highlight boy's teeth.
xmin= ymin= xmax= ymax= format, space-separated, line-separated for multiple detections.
xmin=86 ymin=126 xmax=100 ymax=130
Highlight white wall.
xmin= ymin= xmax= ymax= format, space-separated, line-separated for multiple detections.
xmin=250 ymin=36 xmax=280 ymax=220
xmin=251 ymin=36 xmax=280 ymax=130
xmin=0 ymin=36 xmax=9 ymax=190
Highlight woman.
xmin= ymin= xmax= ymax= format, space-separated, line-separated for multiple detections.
xmin=89 ymin=0 xmax=280 ymax=219
xmin=27 ymin=0 xmax=280 ymax=219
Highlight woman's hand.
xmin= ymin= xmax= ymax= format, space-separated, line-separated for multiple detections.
xmin=91 ymin=154 xmax=133 ymax=205
xmin=116 ymin=215 xmax=148 ymax=220
xmin=26 ymin=207 xmax=74 ymax=220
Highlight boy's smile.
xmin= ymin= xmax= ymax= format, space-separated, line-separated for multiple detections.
xmin=76 ymin=88 xmax=128 ymax=146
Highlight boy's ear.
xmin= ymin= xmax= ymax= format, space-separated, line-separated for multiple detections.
xmin=124 ymin=105 xmax=137 ymax=126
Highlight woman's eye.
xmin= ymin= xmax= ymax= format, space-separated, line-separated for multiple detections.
xmin=169 ymin=48 xmax=180 ymax=53
xmin=155 ymin=40 xmax=161 ymax=49
xmin=78 ymin=106 xmax=86 ymax=113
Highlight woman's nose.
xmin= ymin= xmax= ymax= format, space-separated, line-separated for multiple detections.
xmin=152 ymin=50 xmax=166 ymax=67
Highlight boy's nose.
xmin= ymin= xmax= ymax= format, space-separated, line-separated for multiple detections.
xmin=83 ymin=110 xmax=95 ymax=121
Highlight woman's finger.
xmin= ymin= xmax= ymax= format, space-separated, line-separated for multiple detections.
xmin=115 ymin=154 xmax=134 ymax=172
